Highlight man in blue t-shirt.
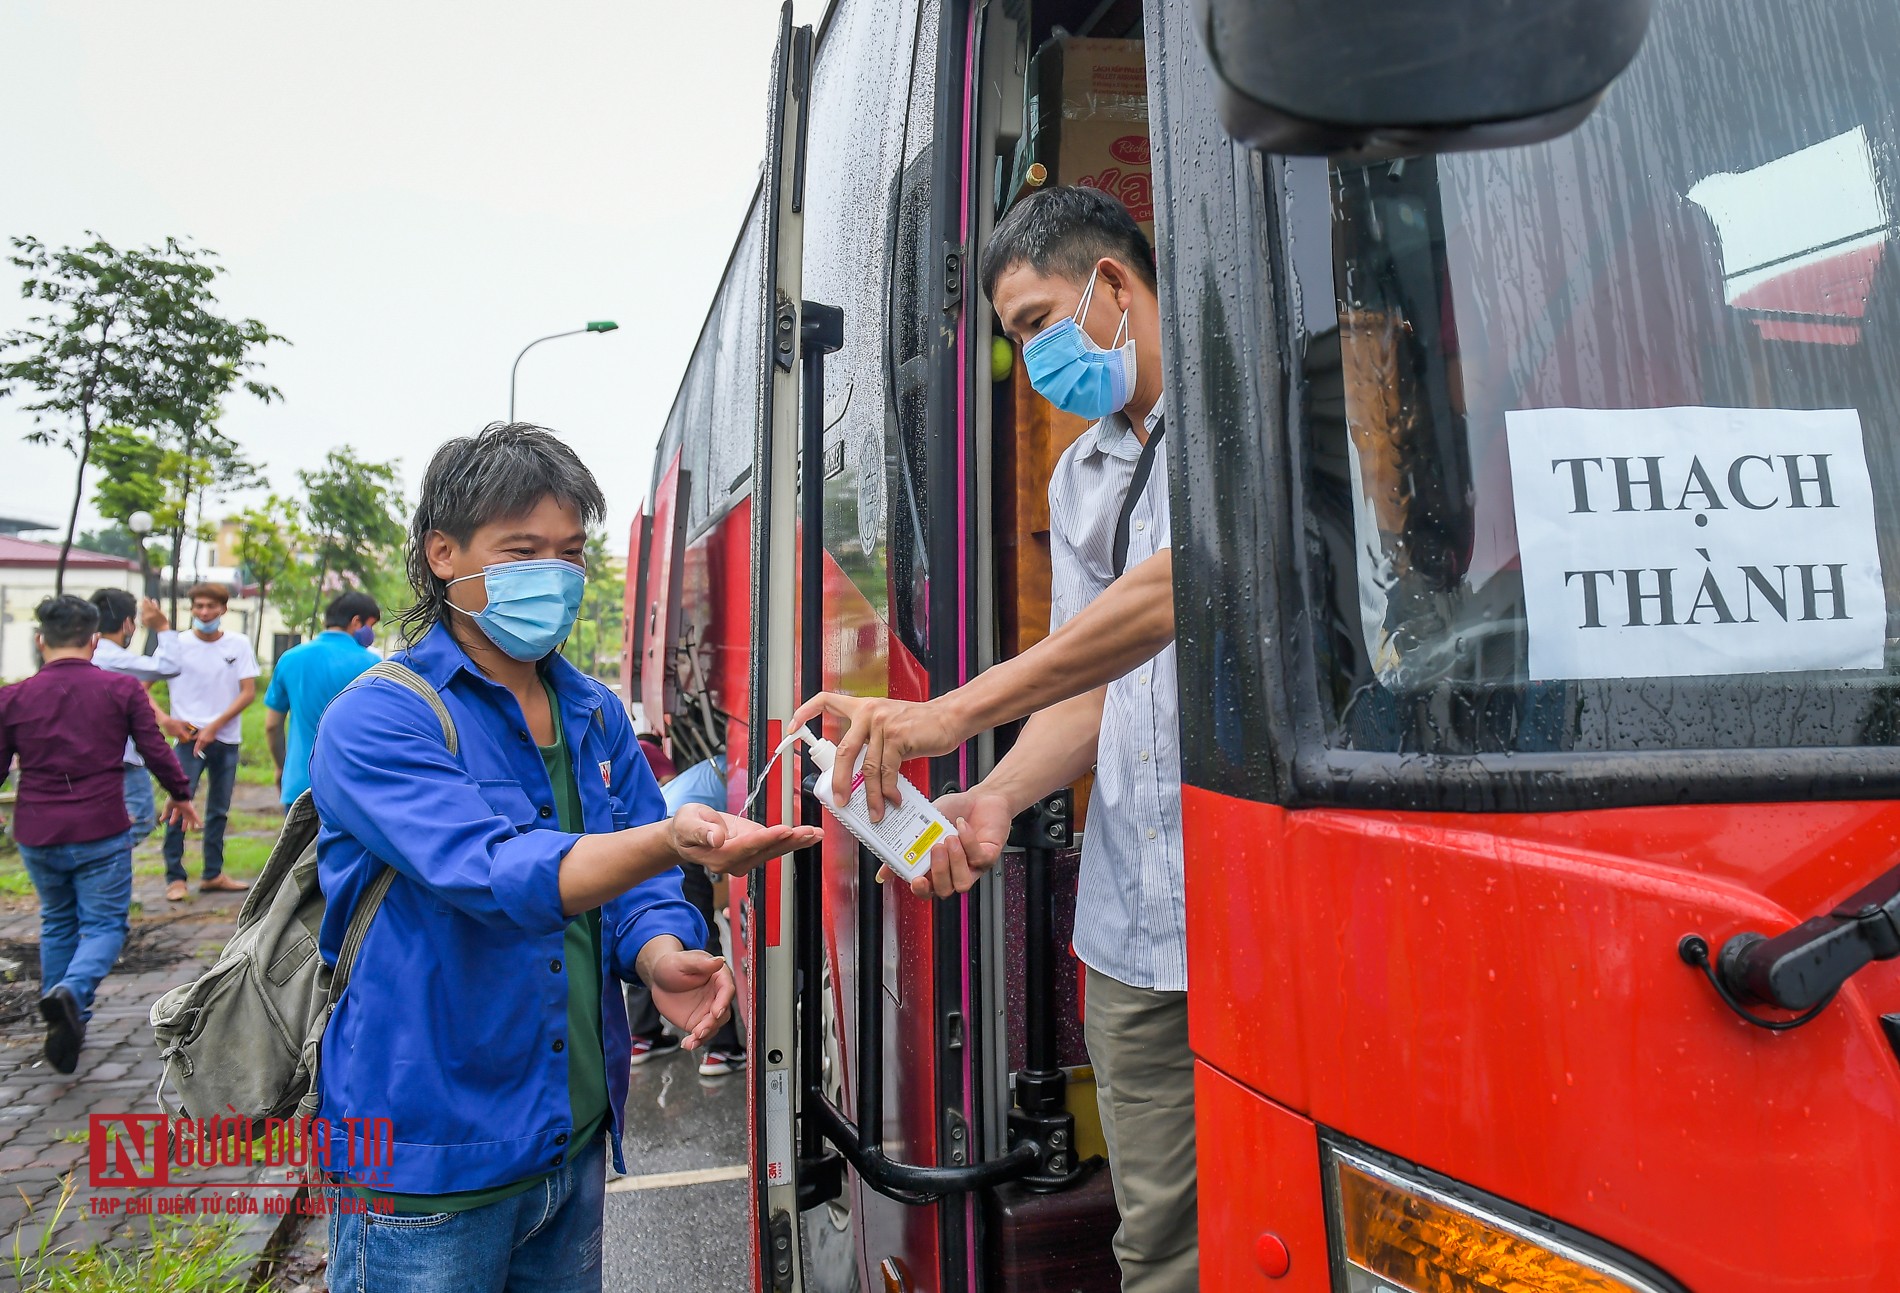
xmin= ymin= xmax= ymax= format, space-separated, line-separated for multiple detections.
xmin=263 ymin=592 xmax=380 ymax=808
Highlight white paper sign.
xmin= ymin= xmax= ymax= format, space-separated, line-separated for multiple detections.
xmin=1506 ymin=407 xmax=1886 ymax=681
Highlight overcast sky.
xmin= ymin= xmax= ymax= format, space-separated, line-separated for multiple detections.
xmin=1 ymin=0 xmax=825 ymax=556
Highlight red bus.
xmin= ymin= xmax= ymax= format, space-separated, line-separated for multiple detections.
xmin=627 ymin=0 xmax=1900 ymax=1288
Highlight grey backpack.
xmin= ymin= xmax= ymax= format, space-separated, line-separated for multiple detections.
xmin=148 ymin=659 xmax=456 ymax=1129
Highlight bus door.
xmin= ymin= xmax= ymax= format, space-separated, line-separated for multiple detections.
xmin=1157 ymin=1 xmax=1900 ymax=1289
xmin=744 ymin=5 xmax=813 ymax=1288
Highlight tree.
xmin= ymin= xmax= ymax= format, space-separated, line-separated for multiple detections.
xmin=233 ymin=495 xmax=304 ymax=642
xmin=75 ymin=525 xmax=140 ymax=561
xmin=0 ymin=236 xmax=175 ymax=593
xmin=567 ymin=529 xmax=626 ymax=679
xmin=138 ymin=245 xmax=283 ymax=620
xmin=90 ymin=422 xmax=257 ymax=596
xmin=297 ymin=448 xmax=408 ymax=633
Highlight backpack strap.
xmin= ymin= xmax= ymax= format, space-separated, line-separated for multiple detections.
xmin=328 ymin=659 xmax=460 ymax=1005
xmin=360 ymin=658 xmax=459 ymax=757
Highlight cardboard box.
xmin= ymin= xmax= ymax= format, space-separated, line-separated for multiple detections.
xmin=1015 ymin=37 xmax=1153 ymax=241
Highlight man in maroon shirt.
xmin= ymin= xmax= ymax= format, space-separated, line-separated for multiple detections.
xmin=0 ymin=596 xmax=200 ymax=1072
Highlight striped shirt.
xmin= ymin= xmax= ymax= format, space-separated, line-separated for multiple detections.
xmin=1048 ymin=398 xmax=1186 ymax=992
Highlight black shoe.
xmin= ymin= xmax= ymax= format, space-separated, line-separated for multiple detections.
xmin=39 ymin=986 xmax=84 ymax=1074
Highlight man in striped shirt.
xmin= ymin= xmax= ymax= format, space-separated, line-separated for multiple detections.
xmin=794 ymin=187 xmax=1194 ymax=1292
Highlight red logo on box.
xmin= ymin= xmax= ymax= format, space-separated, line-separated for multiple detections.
xmin=1076 ymin=166 xmax=1154 ymax=224
xmin=90 ymin=1114 xmax=171 ymax=1187
xmin=1110 ymin=135 xmax=1150 ymax=165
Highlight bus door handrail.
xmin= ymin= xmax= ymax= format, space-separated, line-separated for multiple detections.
xmin=803 ymin=844 xmax=1042 ymax=1206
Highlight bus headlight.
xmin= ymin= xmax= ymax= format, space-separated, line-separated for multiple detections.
xmin=1322 ymin=1142 xmax=1679 ymax=1293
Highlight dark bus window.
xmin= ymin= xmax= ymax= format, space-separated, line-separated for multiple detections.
xmin=887 ymin=0 xmax=938 ymax=662
xmin=707 ymin=200 xmax=766 ymax=523
xmin=801 ymin=0 xmax=921 ymax=621
xmin=1285 ymin=0 xmax=1900 ymax=755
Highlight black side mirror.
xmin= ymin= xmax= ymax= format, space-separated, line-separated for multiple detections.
xmin=1193 ymin=0 xmax=1652 ymax=158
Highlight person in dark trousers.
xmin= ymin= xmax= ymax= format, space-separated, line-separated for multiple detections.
xmin=625 ymin=754 xmax=746 ymax=1075
xmin=265 ymin=590 xmax=381 ymax=811
xmin=310 ymin=424 xmax=820 ymax=1293
xmin=89 ymin=589 xmax=182 ymax=841
xmin=0 ymin=596 xmax=200 ymax=1072
xmin=159 ymin=582 xmax=259 ymax=901
xmin=794 ymin=187 xmax=1199 ymax=1290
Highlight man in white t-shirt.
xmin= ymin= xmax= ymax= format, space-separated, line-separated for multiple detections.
xmin=159 ymin=583 xmax=259 ymax=902
xmin=88 ymin=589 xmax=182 ymax=841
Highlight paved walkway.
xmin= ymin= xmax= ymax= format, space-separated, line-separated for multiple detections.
xmin=0 ymin=781 xmax=291 ymax=1272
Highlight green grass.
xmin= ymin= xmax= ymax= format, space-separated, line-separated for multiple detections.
xmin=235 ymin=702 xmax=275 ymax=788
xmin=9 ymin=1177 xmax=253 ymax=1292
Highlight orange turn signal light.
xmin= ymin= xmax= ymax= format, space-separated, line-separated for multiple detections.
xmin=1331 ymin=1149 xmax=1669 ymax=1293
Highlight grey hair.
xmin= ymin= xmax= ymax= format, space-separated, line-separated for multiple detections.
xmin=399 ymin=422 xmax=606 ymax=642
xmin=978 ymin=184 xmax=1156 ymax=303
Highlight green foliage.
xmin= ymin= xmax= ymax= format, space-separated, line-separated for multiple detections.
xmin=0 ymin=237 xmax=188 ymax=593
xmin=293 ymin=447 xmax=409 ymax=633
xmin=232 ymin=495 xmax=303 ymax=633
xmin=87 ymin=424 xmax=165 ymax=521
xmin=237 ymin=688 xmax=277 ymax=787
xmin=73 ymin=525 xmax=140 ymax=561
xmin=89 ymin=424 xmax=257 ymax=586
xmin=565 ymin=529 xmax=627 ymax=679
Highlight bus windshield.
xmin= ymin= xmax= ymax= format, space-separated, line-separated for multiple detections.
xmin=1289 ymin=0 xmax=1900 ymax=756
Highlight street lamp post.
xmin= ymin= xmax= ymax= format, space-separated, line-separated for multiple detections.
xmin=127 ymin=510 xmax=159 ymax=653
xmin=509 ymin=321 xmax=619 ymax=422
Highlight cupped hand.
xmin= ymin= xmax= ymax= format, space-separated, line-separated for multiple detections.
xmin=669 ymin=802 xmax=822 ymax=878
xmin=192 ymin=730 xmax=217 ymax=757
xmin=644 ymin=945 xmax=736 ymax=1052
xmin=890 ymin=790 xmax=1013 ymax=899
xmin=787 ymin=692 xmax=964 ymax=820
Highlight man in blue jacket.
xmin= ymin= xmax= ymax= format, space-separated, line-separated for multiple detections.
xmin=310 ymin=423 xmax=819 ymax=1293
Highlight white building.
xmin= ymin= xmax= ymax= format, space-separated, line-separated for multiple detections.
xmin=0 ymin=536 xmax=143 ymax=682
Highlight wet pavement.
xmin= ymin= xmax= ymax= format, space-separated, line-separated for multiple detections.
xmin=602 ymin=1033 xmax=752 ymax=1291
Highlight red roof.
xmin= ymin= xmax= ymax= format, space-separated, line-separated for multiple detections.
xmin=0 ymin=535 xmax=137 ymax=571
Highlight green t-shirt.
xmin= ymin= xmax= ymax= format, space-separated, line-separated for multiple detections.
xmin=356 ymin=677 xmax=609 ymax=1214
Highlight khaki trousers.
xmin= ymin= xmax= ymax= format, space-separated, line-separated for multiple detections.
xmin=1083 ymin=965 xmax=1199 ymax=1292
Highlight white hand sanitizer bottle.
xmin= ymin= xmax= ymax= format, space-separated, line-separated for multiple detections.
xmin=777 ymin=726 xmax=954 ymax=884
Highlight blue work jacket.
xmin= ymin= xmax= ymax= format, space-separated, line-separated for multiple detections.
xmin=308 ymin=624 xmax=703 ymax=1193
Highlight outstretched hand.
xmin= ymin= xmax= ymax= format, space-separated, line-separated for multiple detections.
xmin=788 ymin=692 xmax=965 ymax=820
xmin=639 ymin=939 xmax=735 ymax=1051
xmin=668 ymin=803 xmax=821 ymax=877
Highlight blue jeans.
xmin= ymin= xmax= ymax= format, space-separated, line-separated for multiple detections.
xmin=326 ymin=1131 xmax=606 ymax=1293
xmin=162 ymin=740 xmax=238 ymax=882
xmin=16 ymin=831 xmax=135 ymax=1021
xmin=123 ymin=765 xmax=157 ymax=842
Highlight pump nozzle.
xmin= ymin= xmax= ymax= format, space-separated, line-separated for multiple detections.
xmin=774 ymin=724 xmax=838 ymax=771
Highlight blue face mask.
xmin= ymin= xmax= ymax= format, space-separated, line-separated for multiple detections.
xmin=448 ymin=559 xmax=586 ymax=661
xmin=1022 ymin=266 xmax=1137 ymax=421
xmin=352 ymin=625 xmax=376 ymax=648
xmin=193 ymin=615 xmax=222 ymax=634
